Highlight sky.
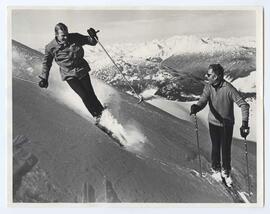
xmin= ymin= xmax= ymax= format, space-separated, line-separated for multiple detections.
xmin=11 ymin=9 xmax=256 ymax=50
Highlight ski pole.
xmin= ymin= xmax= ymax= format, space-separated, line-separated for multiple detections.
xmin=193 ymin=114 xmax=202 ymax=177
xmin=89 ymin=29 xmax=143 ymax=104
xmin=244 ymin=135 xmax=251 ymax=196
xmin=97 ymin=40 xmax=143 ymax=104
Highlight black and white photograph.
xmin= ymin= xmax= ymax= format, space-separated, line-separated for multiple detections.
xmin=8 ymin=6 xmax=263 ymax=206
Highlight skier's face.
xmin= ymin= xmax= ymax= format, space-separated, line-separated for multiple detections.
xmin=56 ymin=30 xmax=68 ymax=44
xmin=205 ymin=68 xmax=218 ymax=85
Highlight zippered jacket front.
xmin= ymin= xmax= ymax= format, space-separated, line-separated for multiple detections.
xmin=40 ymin=33 xmax=97 ymax=81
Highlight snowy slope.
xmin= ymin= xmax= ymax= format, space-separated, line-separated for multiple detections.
xmin=12 ymin=79 xmax=233 ymax=203
xmin=231 ymin=70 xmax=256 ymax=93
xmin=12 ymin=77 xmax=257 ymax=203
xmin=11 ymin=40 xmax=257 ymax=203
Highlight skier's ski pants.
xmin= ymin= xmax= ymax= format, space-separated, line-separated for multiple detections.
xmin=66 ymin=74 xmax=104 ymax=118
xmin=209 ymin=123 xmax=234 ymax=173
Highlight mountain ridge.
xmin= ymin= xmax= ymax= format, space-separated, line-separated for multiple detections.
xmin=86 ymin=35 xmax=256 ymax=101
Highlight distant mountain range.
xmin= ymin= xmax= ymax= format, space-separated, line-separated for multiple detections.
xmin=85 ymin=35 xmax=256 ymax=101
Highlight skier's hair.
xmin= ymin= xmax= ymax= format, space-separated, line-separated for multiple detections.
xmin=55 ymin=23 xmax=68 ymax=35
xmin=209 ymin=64 xmax=224 ymax=79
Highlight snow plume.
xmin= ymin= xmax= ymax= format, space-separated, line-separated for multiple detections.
xmin=123 ymin=122 xmax=148 ymax=152
xmin=99 ymin=109 xmax=147 ymax=151
xmin=99 ymin=109 xmax=127 ymax=145
xmin=46 ymin=69 xmax=147 ymax=150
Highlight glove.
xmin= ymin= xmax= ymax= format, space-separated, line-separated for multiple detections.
xmin=38 ymin=78 xmax=48 ymax=88
xmin=240 ymin=121 xmax=250 ymax=138
xmin=190 ymin=104 xmax=200 ymax=115
xmin=87 ymin=28 xmax=98 ymax=40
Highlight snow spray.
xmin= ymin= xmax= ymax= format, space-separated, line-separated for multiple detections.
xmin=99 ymin=109 xmax=147 ymax=150
xmin=46 ymin=73 xmax=147 ymax=151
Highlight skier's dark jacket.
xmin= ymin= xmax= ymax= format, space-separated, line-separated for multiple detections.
xmin=40 ymin=33 xmax=97 ymax=81
xmin=196 ymin=80 xmax=250 ymax=126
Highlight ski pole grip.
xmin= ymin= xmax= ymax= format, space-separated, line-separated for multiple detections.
xmin=87 ymin=28 xmax=100 ymax=39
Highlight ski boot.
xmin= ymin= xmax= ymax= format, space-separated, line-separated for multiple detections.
xmin=211 ymin=168 xmax=222 ymax=182
xmin=94 ymin=115 xmax=101 ymax=125
xmin=94 ymin=105 xmax=108 ymax=125
xmin=222 ymin=169 xmax=233 ymax=187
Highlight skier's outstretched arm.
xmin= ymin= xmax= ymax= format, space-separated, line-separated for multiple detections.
xmin=190 ymin=85 xmax=210 ymax=115
xmin=74 ymin=32 xmax=98 ymax=46
xmin=39 ymin=45 xmax=53 ymax=88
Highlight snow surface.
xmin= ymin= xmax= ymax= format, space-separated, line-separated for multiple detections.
xmin=13 ymin=76 xmax=257 ymax=203
xmin=230 ymin=71 xmax=256 ymax=93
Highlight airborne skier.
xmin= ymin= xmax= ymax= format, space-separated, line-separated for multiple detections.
xmin=38 ymin=23 xmax=105 ymax=123
xmin=190 ymin=64 xmax=250 ymax=186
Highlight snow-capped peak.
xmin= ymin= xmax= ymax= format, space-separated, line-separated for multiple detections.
xmin=85 ymin=35 xmax=255 ymax=71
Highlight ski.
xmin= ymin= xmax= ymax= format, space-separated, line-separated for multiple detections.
xmin=95 ymin=123 xmax=125 ymax=147
xmin=221 ymin=178 xmax=245 ymax=203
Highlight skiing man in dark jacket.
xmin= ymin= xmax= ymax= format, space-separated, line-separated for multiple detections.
xmin=39 ymin=23 xmax=104 ymax=122
xmin=190 ymin=64 xmax=250 ymax=186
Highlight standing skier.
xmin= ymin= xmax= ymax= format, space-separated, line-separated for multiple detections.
xmin=39 ymin=23 xmax=104 ymax=122
xmin=190 ymin=64 xmax=250 ymax=186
